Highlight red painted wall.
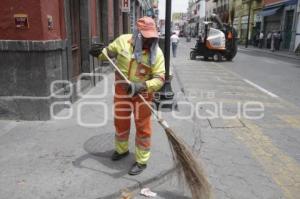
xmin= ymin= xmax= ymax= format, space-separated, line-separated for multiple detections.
xmin=0 ymin=0 xmax=43 ymax=40
xmin=108 ymin=0 xmax=114 ymax=39
xmin=40 ymin=0 xmax=63 ymax=40
xmin=59 ymin=0 xmax=66 ymax=39
xmin=264 ymin=0 xmax=284 ymax=6
xmin=118 ymin=1 xmax=123 ymax=34
xmin=0 ymin=0 xmax=65 ymax=40
xmin=91 ymin=0 xmax=98 ymax=37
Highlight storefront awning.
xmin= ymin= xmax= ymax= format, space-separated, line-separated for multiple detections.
xmin=260 ymin=7 xmax=281 ymax=17
xmin=264 ymin=0 xmax=297 ymax=8
xmin=261 ymin=0 xmax=297 ymax=17
xmin=283 ymin=0 xmax=297 ymax=6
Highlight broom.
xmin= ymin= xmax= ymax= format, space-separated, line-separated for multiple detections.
xmin=102 ymin=51 xmax=213 ymax=199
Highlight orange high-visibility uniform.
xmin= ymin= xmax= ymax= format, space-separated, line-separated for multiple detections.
xmin=100 ymin=34 xmax=165 ymax=164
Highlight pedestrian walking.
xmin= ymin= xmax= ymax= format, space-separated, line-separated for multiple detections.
xmin=267 ymin=31 xmax=272 ymax=49
xmin=258 ymin=31 xmax=264 ymax=48
xmin=171 ymin=32 xmax=180 ymax=57
xmin=275 ymin=31 xmax=282 ymax=51
xmin=252 ymin=32 xmax=258 ymax=47
xmin=89 ymin=16 xmax=165 ymax=175
xmin=254 ymin=32 xmax=259 ymax=47
xmin=186 ymin=33 xmax=191 ymax=42
xmin=270 ymin=31 xmax=276 ymax=52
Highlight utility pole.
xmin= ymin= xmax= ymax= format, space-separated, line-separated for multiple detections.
xmin=164 ymin=0 xmax=171 ymax=79
xmin=154 ymin=0 xmax=175 ymax=110
xmin=245 ymin=0 xmax=252 ymax=48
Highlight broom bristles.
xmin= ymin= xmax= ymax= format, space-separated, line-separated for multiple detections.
xmin=165 ymin=127 xmax=213 ymax=199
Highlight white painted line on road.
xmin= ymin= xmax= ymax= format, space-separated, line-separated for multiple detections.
xmin=211 ymin=62 xmax=280 ymax=98
xmin=243 ymin=79 xmax=279 ymax=98
xmin=238 ymin=48 xmax=250 ymax=51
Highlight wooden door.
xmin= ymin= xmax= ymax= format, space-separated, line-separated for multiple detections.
xmin=70 ymin=0 xmax=81 ymax=78
xmin=98 ymin=0 xmax=108 ymax=44
xmin=114 ymin=0 xmax=120 ymax=38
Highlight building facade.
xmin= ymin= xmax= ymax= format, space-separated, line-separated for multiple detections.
xmin=172 ymin=12 xmax=188 ymax=34
xmin=214 ymin=0 xmax=230 ymax=23
xmin=231 ymin=0 xmax=299 ymax=51
xmin=206 ymin=0 xmax=217 ymax=19
xmin=295 ymin=0 xmax=300 ymax=52
xmin=231 ymin=0 xmax=263 ymax=44
xmin=187 ymin=0 xmax=206 ymax=36
xmin=261 ymin=0 xmax=298 ymax=50
xmin=0 ymin=0 xmax=151 ymax=120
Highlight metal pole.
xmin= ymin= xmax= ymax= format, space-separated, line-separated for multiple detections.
xmin=165 ymin=0 xmax=171 ymax=80
xmin=245 ymin=0 xmax=252 ymax=48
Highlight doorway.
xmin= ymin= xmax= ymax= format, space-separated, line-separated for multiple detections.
xmin=114 ymin=0 xmax=120 ymax=38
xmin=283 ymin=10 xmax=294 ymax=49
xmin=98 ymin=0 xmax=109 ymax=44
xmin=70 ymin=0 xmax=81 ymax=78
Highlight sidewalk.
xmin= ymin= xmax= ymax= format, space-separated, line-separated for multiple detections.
xmin=238 ymin=45 xmax=300 ymax=60
xmin=0 ymin=66 xmax=197 ymax=199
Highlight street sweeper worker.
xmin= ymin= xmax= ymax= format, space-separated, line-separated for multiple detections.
xmin=89 ymin=16 xmax=165 ymax=175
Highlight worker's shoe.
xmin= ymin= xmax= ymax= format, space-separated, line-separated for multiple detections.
xmin=111 ymin=151 xmax=129 ymax=161
xmin=128 ymin=162 xmax=147 ymax=175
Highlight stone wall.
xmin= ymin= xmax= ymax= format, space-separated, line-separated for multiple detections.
xmin=0 ymin=40 xmax=69 ymax=120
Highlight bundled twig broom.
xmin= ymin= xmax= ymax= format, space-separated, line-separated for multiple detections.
xmin=165 ymin=127 xmax=212 ymax=199
xmin=102 ymin=51 xmax=213 ymax=199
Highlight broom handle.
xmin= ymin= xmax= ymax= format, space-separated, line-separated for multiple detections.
xmin=102 ymin=50 xmax=169 ymax=129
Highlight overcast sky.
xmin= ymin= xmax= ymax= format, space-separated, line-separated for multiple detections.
xmin=158 ymin=0 xmax=189 ymax=19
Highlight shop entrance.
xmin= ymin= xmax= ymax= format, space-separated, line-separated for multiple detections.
xmin=283 ymin=10 xmax=294 ymax=49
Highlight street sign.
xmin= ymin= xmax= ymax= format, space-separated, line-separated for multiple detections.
xmin=122 ymin=0 xmax=130 ymax=12
xmin=14 ymin=14 xmax=29 ymax=29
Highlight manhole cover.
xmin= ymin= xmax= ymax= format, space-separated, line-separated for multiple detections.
xmin=209 ymin=118 xmax=245 ymax=128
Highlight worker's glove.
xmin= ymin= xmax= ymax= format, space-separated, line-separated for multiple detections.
xmin=89 ymin=43 xmax=105 ymax=57
xmin=127 ymin=82 xmax=147 ymax=96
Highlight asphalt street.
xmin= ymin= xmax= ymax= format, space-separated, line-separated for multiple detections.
xmin=123 ymin=39 xmax=300 ymax=199
xmin=156 ymin=38 xmax=300 ymax=199
xmin=222 ymin=47 xmax=300 ymax=108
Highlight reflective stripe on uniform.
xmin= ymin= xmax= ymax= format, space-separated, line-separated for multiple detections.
xmin=99 ymin=34 xmax=165 ymax=92
xmin=136 ymin=136 xmax=151 ymax=151
xmin=115 ymin=132 xmax=130 ymax=141
xmin=135 ymin=147 xmax=151 ymax=164
xmin=115 ymin=140 xmax=129 ymax=154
